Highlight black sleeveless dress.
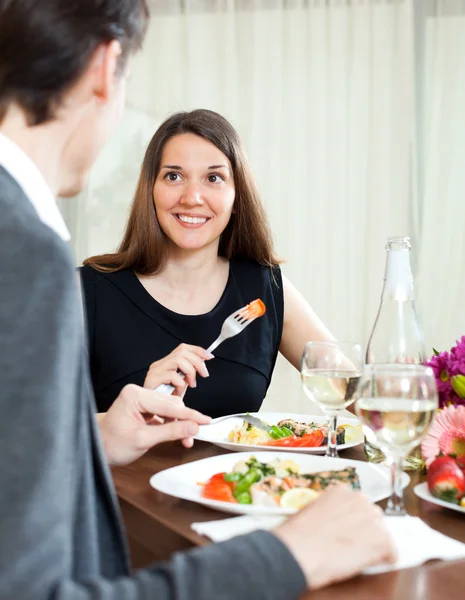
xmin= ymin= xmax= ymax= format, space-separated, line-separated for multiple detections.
xmin=79 ymin=261 xmax=284 ymax=418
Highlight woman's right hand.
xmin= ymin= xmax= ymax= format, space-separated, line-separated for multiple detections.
xmin=143 ymin=343 xmax=214 ymax=396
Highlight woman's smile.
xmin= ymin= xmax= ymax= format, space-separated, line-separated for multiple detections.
xmin=173 ymin=212 xmax=212 ymax=228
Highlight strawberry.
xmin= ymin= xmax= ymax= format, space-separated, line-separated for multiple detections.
xmin=455 ymin=455 xmax=465 ymax=478
xmin=427 ymin=456 xmax=465 ymax=504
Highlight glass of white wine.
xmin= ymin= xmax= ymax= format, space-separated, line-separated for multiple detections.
xmin=301 ymin=341 xmax=363 ymax=458
xmin=355 ymin=364 xmax=438 ymax=515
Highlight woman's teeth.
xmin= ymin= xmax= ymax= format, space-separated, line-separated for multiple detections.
xmin=177 ymin=215 xmax=208 ymax=224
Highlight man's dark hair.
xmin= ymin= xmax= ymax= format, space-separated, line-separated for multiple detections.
xmin=0 ymin=0 xmax=149 ymax=126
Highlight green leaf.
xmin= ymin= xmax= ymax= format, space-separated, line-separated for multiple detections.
xmin=433 ymin=348 xmax=439 ymax=356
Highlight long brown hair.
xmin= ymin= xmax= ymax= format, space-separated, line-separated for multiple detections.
xmin=84 ymin=109 xmax=280 ymax=274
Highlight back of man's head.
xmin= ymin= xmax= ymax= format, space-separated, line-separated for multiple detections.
xmin=0 ymin=0 xmax=149 ymax=127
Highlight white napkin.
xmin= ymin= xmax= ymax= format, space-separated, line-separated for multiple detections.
xmin=192 ymin=515 xmax=285 ymax=542
xmin=365 ymin=516 xmax=465 ymax=574
xmin=191 ymin=514 xmax=465 ymax=573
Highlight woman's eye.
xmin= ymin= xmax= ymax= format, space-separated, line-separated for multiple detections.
xmin=208 ymin=173 xmax=224 ymax=183
xmin=165 ymin=172 xmax=181 ymax=182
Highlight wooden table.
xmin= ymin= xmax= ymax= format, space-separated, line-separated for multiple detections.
xmin=112 ymin=442 xmax=465 ymax=599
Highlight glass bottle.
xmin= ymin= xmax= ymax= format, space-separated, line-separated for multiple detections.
xmin=364 ymin=237 xmax=426 ymax=467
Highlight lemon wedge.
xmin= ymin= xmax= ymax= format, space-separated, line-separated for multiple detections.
xmin=340 ymin=424 xmax=362 ymax=444
xmin=280 ymin=488 xmax=320 ymax=510
xmin=460 ymin=497 xmax=465 ymax=508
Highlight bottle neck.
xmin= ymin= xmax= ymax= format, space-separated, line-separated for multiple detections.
xmin=382 ymin=249 xmax=414 ymax=299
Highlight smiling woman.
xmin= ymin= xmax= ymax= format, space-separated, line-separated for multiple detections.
xmin=153 ymin=133 xmax=236 ymax=253
xmin=80 ymin=109 xmax=335 ymax=417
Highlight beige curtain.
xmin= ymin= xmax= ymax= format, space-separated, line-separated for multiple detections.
xmin=415 ymin=0 xmax=465 ymax=355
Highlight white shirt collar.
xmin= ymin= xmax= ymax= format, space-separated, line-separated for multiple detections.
xmin=0 ymin=132 xmax=71 ymax=241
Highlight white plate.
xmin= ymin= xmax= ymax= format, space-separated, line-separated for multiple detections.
xmin=194 ymin=412 xmax=364 ymax=454
xmin=150 ymin=451 xmax=410 ymax=516
xmin=414 ymin=482 xmax=465 ymax=514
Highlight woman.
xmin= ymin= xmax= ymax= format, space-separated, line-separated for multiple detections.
xmin=80 ymin=109 xmax=334 ymax=417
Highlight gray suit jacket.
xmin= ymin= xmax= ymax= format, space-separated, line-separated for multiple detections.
xmin=0 ymin=166 xmax=306 ymax=599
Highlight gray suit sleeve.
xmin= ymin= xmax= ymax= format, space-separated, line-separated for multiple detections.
xmin=59 ymin=532 xmax=306 ymax=600
xmin=0 ymin=221 xmax=306 ymax=600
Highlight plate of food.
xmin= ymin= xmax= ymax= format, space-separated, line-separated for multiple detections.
xmin=149 ymin=451 xmax=410 ymax=516
xmin=194 ymin=412 xmax=363 ymax=454
xmin=413 ymin=455 xmax=465 ymax=514
xmin=414 ymin=483 xmax=465 ymax=514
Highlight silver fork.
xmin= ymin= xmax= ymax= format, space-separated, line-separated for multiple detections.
xmin=203 ymin=412 xmax=273 ymax=431
xmin=154 ymin=299 xmax=265 ymax=395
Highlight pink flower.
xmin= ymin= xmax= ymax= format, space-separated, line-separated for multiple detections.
xmin=425 ymin=350 xmax=454 ymax=407
xmin=421 ymin=405 xmax=465 ymax=467
xmin=425 ymin=351 xmax=451 ymax=394
xmin=449 ymin=336 xmax=465 ymax=377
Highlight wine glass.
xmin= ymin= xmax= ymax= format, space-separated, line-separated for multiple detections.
xmin=301 ymin=341 xmax=363 ymax=458
xmin=355 ymin=364 xmax=438 ymax=515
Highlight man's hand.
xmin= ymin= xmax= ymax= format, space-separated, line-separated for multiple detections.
xmin=98 ymin=384 xmax=211 ymax=466
xmin=273 ymin=486 xmax=396 ymax=589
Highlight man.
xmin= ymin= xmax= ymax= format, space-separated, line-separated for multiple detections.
xmin=0 ymin=2 xmax=395 ymax=598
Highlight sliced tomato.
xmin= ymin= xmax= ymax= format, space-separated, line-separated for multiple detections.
xmin=202 ymin=472 xmax=236 ymax=503
xmin=208 ymin=472 xmax=228 ymax=484
xmin=264 ymin=435 xmax=298 ymax=447
xmin=294 ymin=431 xmax=325 ymax=447
xmin=264 ymin=431 xmax=324 ymax=448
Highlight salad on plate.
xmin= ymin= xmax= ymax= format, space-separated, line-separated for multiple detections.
xmin=201 ymin=455 xmax=361 ymax=509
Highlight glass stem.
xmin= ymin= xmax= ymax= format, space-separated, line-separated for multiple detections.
xmin=325 ymin=413 xmax=339 ymax=458
xmin=385 ymin=453 xmax=406 ymax=516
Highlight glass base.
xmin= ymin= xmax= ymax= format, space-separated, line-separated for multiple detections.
xmin=385 ymin=504 xmax=407 ymax=516
xmin=364 ymin=441 xmax=425 ymax=472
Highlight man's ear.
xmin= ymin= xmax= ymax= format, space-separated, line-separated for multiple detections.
xmin=91 ymin=40 xmax=122 ymax=103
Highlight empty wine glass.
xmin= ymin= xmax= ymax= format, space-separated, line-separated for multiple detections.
xmin=355 ymin=364 xmax=438 ymax=515
xmin=301 ymin=341 xmax=363 ymax=458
